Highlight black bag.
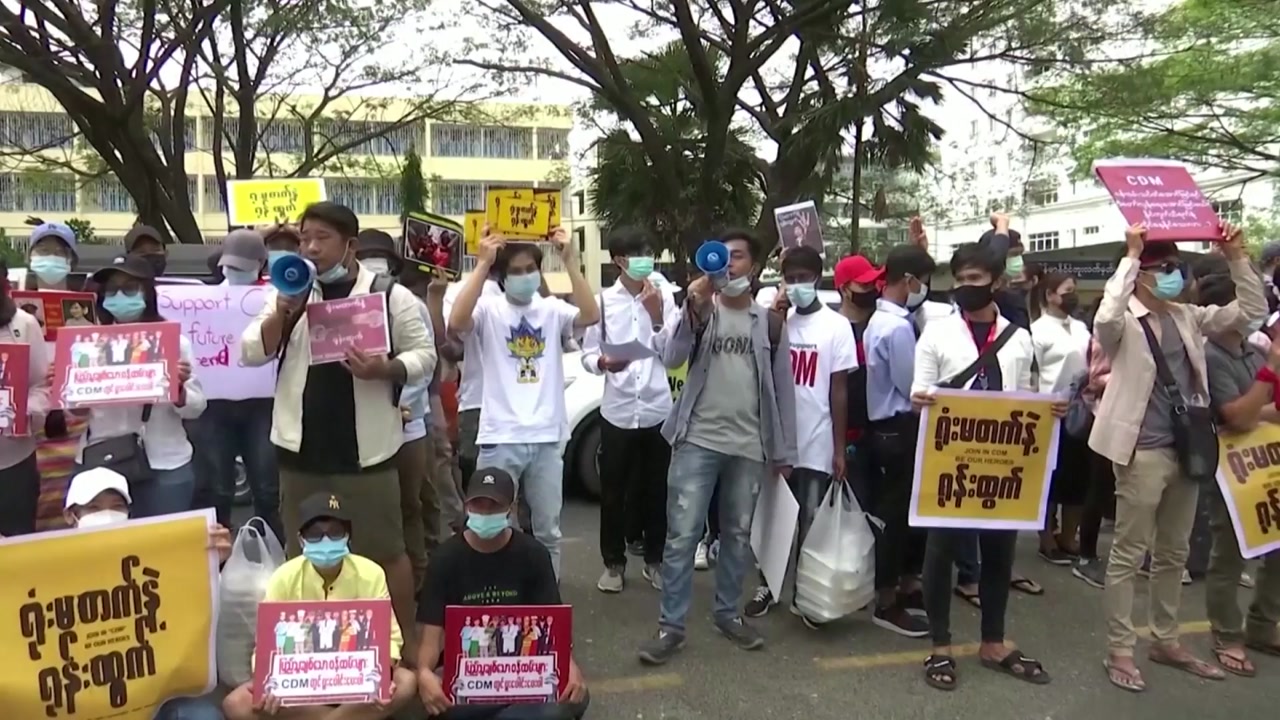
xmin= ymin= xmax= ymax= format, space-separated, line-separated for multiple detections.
xmin=82 ymin=405 xmax=154 ymax=482
xmin=940 ymin=324 xmax=1019 ymax=390
xmin=1138 ymin=317 xmax=1218 ymax=482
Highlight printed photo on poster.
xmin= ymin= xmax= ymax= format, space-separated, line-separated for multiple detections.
xmin=252 ymin=599 xmax=393 ymax=708
xmin=306 ymin=294 xmax=391 ymax=365
xmin=1217 ymin=424 xmax=1280 ymax=559
xmin=51 ymin=322 xmax=182 ymax=408
xmin=13 ymin=290 xmax=97 ymax=341
xmin=404 ymin=212 xmax=464 ymax=279
xmin=442 ymin=605 xmax=572 ymax=705
xmin=0 ymin=510 xmax=220 ymax=720
xmin=1093 ymin=158 xmax=1221 ymax=243
xmin=0 ymin=342 xmax=30 ymax=436
xmin=773 ymin=201 xmax=825 ymax=256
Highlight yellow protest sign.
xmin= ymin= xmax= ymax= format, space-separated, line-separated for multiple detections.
xmin=667 ymin=363 xmax=687 ymax=399
xmin=1217 ymin=424 xmax=1280 ymax=559
xmin=909 ymin=389 xmax=1058 ymax=530
xmin=226 ymin=178 xmax=327 ymax=226
xmin=535 ymin=189 xmax=562 ymax=229
xmin=463 ymin=211 xmax=485 ymax=256
xmin=2 ymin=511 xmax=219 ymax=719
xmin=486 ymin=187 xmax=550 ymax=239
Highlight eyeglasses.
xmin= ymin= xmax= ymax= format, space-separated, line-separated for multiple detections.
xmin=1140 ymin=261 xmax=1181 ymax=275
xmin=301 ymin=528 xmax=349 ymax=542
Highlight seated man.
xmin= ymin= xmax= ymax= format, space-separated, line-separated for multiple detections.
xmin=416 ymin=468 xmax=589 ymax=719
xmin=223 ymin=493 xmax=417 ymax=720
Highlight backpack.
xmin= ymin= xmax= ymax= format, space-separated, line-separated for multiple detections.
xmin=1063 ymin=341 xmax=1095 ymax=440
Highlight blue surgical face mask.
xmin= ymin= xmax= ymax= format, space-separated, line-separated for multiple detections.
xmin=466 ymin=512 xmax=510 ymax=539
xmin=785 ymin=282 xmax=817 ymax=307
xmin=505 ymin=272 xmax=540 ymax=303
xmin=624 ymin=257 xmax=654 ymax=281
xmin=103 ymin=291 xmax=146 ymax=322
xmin=317 ymin=245 xmax=353 ymax=285
xmin=301 ymin=536 xmax=350 ymax=569
xmin=267 ymin=250 xmax=296 ymax=269
xmin=223 ymin=267 xmax=259 ymax=286
xmin=1152 ymin=269 xmax=1185 ymax=300
xmin=29 ymin=255 xmax=70 ymax=284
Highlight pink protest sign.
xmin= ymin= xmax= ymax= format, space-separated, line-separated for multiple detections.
xmin=306 ymin=293 xmax=391 ymax=365
xmin=1093 ymin=158 xmax=1223 ymax=243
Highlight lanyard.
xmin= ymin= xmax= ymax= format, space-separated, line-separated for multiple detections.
xmin=967 ymin=320 xmax=997 ymax=353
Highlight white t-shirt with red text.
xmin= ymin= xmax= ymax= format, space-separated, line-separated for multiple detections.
xmin=787 ymin=304 xmax=858 ymax=474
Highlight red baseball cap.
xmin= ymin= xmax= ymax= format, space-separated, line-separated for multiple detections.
xmin=834 ymin=255 xmax=885 ymax=287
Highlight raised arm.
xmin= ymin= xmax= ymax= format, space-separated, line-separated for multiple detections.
xmin=1093 ymin=224 xmax=1147 ymax=357
xmin=1190 ymin=224 xmax=1267 ymax=336
xmin=449 ymin=230 xmax=503 ymax=334
xmin=548 ymin=227 xmax=599 ymax=329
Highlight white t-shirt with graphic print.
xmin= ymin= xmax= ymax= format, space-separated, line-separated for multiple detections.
xmin=468 ymin=294 xmax=580 ymax=445
xmin=787 ymin=304 xmax=859 ymax=474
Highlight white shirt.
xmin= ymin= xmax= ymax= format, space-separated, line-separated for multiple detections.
xmin=1030 ymin=312 xmax=1090 ymax=394
xmin=78 ymin=335 xmax=207 ymax=470
xmin=466 ymin=294 xmax=580 ymax=444
xmin=787 ymin=305 xmax=858 ymax=474
xmin=913 ymin=311 xmax=1035 ymax=394
xmin=445 ymin=279 xmax=503 ymax=411
xmin=579 ymin=282 xmax=679 ymax=429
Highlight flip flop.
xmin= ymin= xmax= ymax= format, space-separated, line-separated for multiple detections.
xmin=1148 ymin=649 xmax=1226 ymax=680
xmin=1010 ymin=577 xmax=1044 ymax=595
xmin=1103 ymin=658 xmax=1146 ymax=692
xmin=982 ymin=650 xmax=1051 ymax=685
xmin=1212 ymin=645 xmax=1256 ymax=677
xmin=953 ymin=586 xmax=981 ymax=609
xmin=1244 ymin=639 xmax=1280 ymax=657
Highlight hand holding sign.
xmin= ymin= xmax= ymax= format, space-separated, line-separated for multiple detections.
xmin=549 ymin=226 xmax=573 ymax=262
xmin=478 ymin=227 xmax=505 ymax=264
xmin=1221 ymin=222 xmax=1246 ymax=260
xmin=1124 ymin=223 xmax=1147 ymax=259
xmin=343 ymin=346 xmax=391 ymax=380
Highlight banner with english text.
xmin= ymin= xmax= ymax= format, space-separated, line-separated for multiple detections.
xmin=1216 ymin=424 xmax=1280 ymax=559
xmin=909 ymin=389 xmax=1059 ymax=531
xmin=1 ymin=510 xmax=219 ymax=720
xmin=442 ymin=604 xmax=572 ymax=705
xmin=157 ymin=285 xmax=276 ymax=400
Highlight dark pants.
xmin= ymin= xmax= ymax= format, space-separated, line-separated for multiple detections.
xmin=0 ymin=452 xmax=41 ymax=535
xmin=197 ymin=398 xmax=280 ymax=539
xmin=869 ymin=413 xmax=926 ymax=592
xmin=955 ymin=532 xmax=980 ymax=586
xmin=1079 ymin=449 xmax=1117 ymax=560
xmin=922 ymin=529 xmax=1018 ymax=646
xmin=599 ymin=420 xmax=670 ymax=567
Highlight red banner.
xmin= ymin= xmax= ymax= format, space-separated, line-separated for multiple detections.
xmin=51 ymin=321 xmax=182 ymax=408
xmin=12 ymin=290 xmax=97 ymax=341
xmin=0 ymin=342 xmax=30 ymax=436
xmin=442 ymin=605 xmax=572 ymax=705
xmin=1094 ymin=159 xmax=1222 ymax=242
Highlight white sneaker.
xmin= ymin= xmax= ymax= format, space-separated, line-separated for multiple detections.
xmin=643 ymin=563 xmax=663 ymax=590
xmin=1240 ymin=572 xmax=1256 ymax=589
xmin=694 ymin=541 xmax=709 ymax=571
xmin=597 ymin=566 xmax=624 ymax=593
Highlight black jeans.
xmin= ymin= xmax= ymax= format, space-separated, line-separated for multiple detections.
xmin=868 ymin=413 xmax=925 ymax=592
xmin=0 ymin=451 xmax=41 ymax=536
xmin=1079 ymin=449 xmax=1117 ymax=560
xmin=922 ymin=528 xmax=1018 ymax=646
xmin=598 ymin=420 xmax=670 ymax=567
xmin=196 ymin=398 xmax=282 ymax=540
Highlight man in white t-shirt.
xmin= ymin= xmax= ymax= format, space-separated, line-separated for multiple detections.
xmin=448 ymin=226 xmax=601 ymax=578
xmin=745 ymin=246 xmax=858 ymax=624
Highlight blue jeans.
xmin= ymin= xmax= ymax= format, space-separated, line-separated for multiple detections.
xmin=75 ymin=462 xmax=196 ymax=518
xmin=200 ymin=399 xmax=280 ymax=539
xmin=659 ymin=442 xmax=765 ymax=634
xmin=477 ymin=442 xmax=564 ymax=577
xmin=155 ymin=695 xmax=224 ymax=719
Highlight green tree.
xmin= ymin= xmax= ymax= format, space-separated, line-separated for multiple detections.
xmin=1029 ymin=0 xmax=1279 ymax=180
xmin=399 ymin=147 xmax=428 ymax=221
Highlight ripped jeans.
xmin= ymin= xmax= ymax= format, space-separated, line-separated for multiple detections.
xmin=658 ymin=442 xmax=765 ymax=634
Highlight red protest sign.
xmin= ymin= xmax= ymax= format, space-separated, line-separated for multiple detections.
xmin=1093 ymin=159 xmax=1223 ymax=243
xmin=50 ymin=322 xmax=182 ymax=408
xmin=442 ymin=604 xmax=572 ymax=705
xmin=305 ymin=293 xmax=391 ymax=365
xmin=12 ymin=290 xmax=97 ymax=341
xmin=0 ymin=343 xmax=30 ymax=436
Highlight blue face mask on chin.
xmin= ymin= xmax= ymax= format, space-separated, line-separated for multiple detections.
xmin=301 ymin=536 xmax=350 ymax=569
xmin=317 ymin=245 xmax=353 ymax=285
xmin=466 ymin=512 xmax=510 ymax=539
xmin=505 ymin=272 xmax=541 ymax=303
xmin=102 ymin=291 xmax=146 ymax=322
xmin=1152 ymin=269 xmax=1185 ymax=300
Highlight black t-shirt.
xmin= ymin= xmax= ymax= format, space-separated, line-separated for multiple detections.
xmin=967 ymin=321 xmax=1003 ymax=392
xmin=846 ymin=319 xmax=870 ymax=435
xmin=277 ymin=278 xmax=361 ymax=473
xmin=417 ymin=532 xmax=561 ymax=627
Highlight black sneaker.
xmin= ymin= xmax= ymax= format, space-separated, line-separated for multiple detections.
xmin=901 ymin=588 xmax=926 ymax=613
xmin=872 ymin=603 xmax=930 ymax=638
xmin=789 ymin=604 xmax=823 ymax=630
xmin=1038 ymin=547 xmax=1073 ymax=566
xmin=714 ymin=616 xmax=765 ymax=650
xmin=637 ymin=629 xmax=686 ymax=665
xmin=1072 ymin=557 xmax=1106 ymax=589
xmin=627 ymin=540 xmax=645 ymax=558
xmin=744 ymin=585 xmax=775 ymax=618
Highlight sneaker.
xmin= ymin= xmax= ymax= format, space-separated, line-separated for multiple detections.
xmin=1072 ymin=558 xmax=1106 ymax=589
xmin=1240 ymin=572 xmax=1256 ymax=589
xmin=744 ymin=585 xmax=775 ymax=618
xmin=1038 ymin=547 xmax=1073 ymax=566
xmin=872 ymin=603 xmax=930 ymax=638
xmin=637 ymin=629 xmax=685 ymax=665
xmin=1182 ymin=568 xmax=1193 ymax=585
xmin=596 ymin=566 xmax=624 ymax=593
xmin=900 ymin=588 xmax=926 ymax=615
xmin=707 ymin=538 xmax=721 ymax=565
xmin=714 ymin=616 xmax=765 ymax=650
xmin=789 ymin=604 xmax=822 ymax=630
xmin=694 ymin=541 xmax=710 ymax=571
xmin=627 ymin=540 xmax=645 ymax=558
xmin=643 ymin=563 xmax=663 ymax=590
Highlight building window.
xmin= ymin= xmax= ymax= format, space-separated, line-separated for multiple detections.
xmin=315 ymin=119 xmax=421 ymax=156
xmin=202 ymin=176 xmax=225 ymax=213
xmin=432 ymin=181 xmax=485 ymax=216
xmin=258 ymin=119 xmax=307 ymax=155
xmin=481 ymin=127 xmax=532 ymax=159
xmin=327 ymin=178 xmax=399 ymax=216
xmin=430 ymin=124 xmax=533 ymax=159
xmin=0 ymin=112 xmax=75 ymax=150
xmin=1211 ymin=199 xmax=1244 ymax=226
xmin=536 ymin=128 xmax=569 ymax=160
xmin=0 ymin=173 xmax=76 ymax=212
xmin=1083 ymin=225 xmax=1099 ymax=236
xmin=986 ymin=157 xmax=997 ymax=175
xmin=1024 ymin=178 xmax=1058 ymax=207
xmin=1027 ymin=231 xmax=1060 ymax=252
xmin=83 ymin=177 xmax=136 ymax=213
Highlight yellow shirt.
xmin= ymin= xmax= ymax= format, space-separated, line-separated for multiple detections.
xmin=262 ymin=554 xmax=404 ymax=659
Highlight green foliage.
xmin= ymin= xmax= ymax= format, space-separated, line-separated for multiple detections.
xmin=0 ymin=229 xmax=23 ymax=268
xmin=64 ymin=218 xmax=96 ymax=244
xmin=399 ymin=147 xmax=428 ymax=221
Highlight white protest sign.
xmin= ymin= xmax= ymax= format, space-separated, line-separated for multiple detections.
xmin=157 ymin=285 xmax=276 ymax=400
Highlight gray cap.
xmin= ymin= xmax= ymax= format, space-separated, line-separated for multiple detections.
xmin=218 ymin=229 xmax=268 ymax=272
xmin=1261 ymin=242 xmax=1280 ymax=268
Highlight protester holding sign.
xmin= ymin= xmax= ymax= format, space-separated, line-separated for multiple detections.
xmin=1089 ymin=223 xmax=1265 ymax=692
xmin=911 ymin=242 xmax=1059 ymax=691
xmin=0 ymin=260 xmax=50 ymax=537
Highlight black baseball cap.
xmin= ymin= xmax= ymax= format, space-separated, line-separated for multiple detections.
xmin=466 ymin=468 xmax=516 ymax=506
xmin=89 ymin=254 xmax=155 ymax=285
xmin=356 ymin=229 xmax=403 ymax=274
xmin=297 ymin=492 xmax=352 ymax=532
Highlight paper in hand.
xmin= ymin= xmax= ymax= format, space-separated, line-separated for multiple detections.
xmin=601 ymin=340 xmax=658 ymax=363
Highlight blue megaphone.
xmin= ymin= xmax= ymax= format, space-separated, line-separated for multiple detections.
xmin=695 ymin=240 xmax=730 ymax=287
xmin=269 ymin=254 xmax=316 ymax=296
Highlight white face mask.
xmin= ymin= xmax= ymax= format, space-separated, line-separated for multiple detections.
xmin=76 ymin=509 xmax=129 ymax=528
xmin=361 ymin=258 xmax=390 ymax=275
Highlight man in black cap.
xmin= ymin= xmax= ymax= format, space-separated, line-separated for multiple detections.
xmin=415 ymin=468 xmax=588 ymax=718
xmin=125 ymin=224 xmax=169 ymax=278
xmin=357 ymin=229 xmax=404 ymax=277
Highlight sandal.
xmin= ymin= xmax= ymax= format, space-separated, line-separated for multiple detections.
xmin=1010 ymin=576 xmax=1044 ymax=595
xmin=953 ymin=586 xmax=981 ymax=609
xmin=1148 ymin=646 xmax=1225 ymax=680
xmin=1103 ymin=658 xmax=1146 ymax=692
xmin=1244 ymin=639 xmax=1280 ymax=657
xmin=923 ymin=654 xmax=957 ymax=691
xmin=1212 ymin=645 xmax=1256 ymax=677
xmin=982 ymin=649 xmax=1051 ymax=685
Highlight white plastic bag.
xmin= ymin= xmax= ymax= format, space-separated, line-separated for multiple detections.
xmin=217 ymin=518 xmax=285 ymax=687
xmin=795 ymin=483 xmax=877 ymax=622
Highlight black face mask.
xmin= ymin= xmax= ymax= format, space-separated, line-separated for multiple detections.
xmin=141 ymin=253 xmax=167 ymax=277
xmin=1059 ymin=292 xmax=1080 ymax=315
xmin=953 ymin=283 xmax=994 ymax=312
xmin=850 ymin=290 xmax=879 ymax=309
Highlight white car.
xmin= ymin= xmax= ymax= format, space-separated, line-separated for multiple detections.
xmin=561 ymin=349 xmax=607 ymax=499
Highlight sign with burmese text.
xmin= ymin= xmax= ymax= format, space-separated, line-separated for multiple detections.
xmin=157 ymin=285 xmax=275 ymax=400
xmin=909 ymin=389 xmax=1059 ymax=531
xmin=0 ymin=342 xmax=31 ymax=436
xmin=1216 ymin=424 xmax=1280 ymax=559
xmin=51 ymin=323 xmax=181 ymax=409
xmin=1093 ymin=158 xmax=1222 ymax=242
xmin=442 ymin=605 xmax=572 ymax=705
xmin=1 ymin=510 xmax=219 ymax=720
xmin=305 ymin=294 xmax=390 ymax=365
xmin=13 ymin=290 xmax=97 ymax=341
xmin=252 ymin=599 xmax=392 ymax=707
